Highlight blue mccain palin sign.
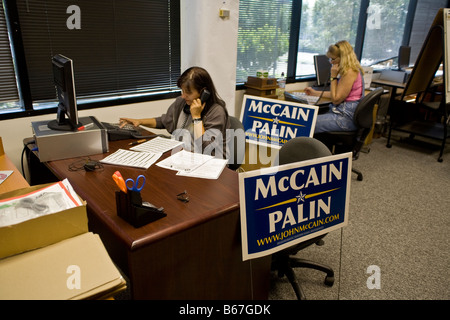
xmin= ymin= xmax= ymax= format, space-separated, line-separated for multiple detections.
xmin=239 ymin=153 xmax=352 ymax=260
xmin=239 ymin=95 xmax=319 ymax=148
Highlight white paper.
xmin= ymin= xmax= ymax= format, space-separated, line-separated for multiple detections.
xmin=156 ymin=150 xmax=213 ymax=173
xmin=100 ymin=149 xmax=162 ymax=169
xmin=176 ymin=158 xmax=228 ymax=179
xmin=0 ymin=170 xmax=13 ymax=185
xmin=130 ymin=136 xmax=184 ymax=154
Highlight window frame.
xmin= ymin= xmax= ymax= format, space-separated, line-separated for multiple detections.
xmin=237 ymin=0 xmax=427 ymax=86
xmin=0 ymin=0 xmax=181 ymax=121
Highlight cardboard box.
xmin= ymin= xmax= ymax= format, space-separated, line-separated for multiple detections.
xmin=245 ymin=87 xmax=278 ymax=98
xmin=0 ymin=183 xmax=126 ymax=299
xmin=0 ymin=232 xmax=126 ymax=300
xmin=32 ymin=116 xmax=109 ymax=162
xmin=245 ymin=76 xmax=278 ymax=89
xmin=0 ymin=183 xmax=88 ymax=259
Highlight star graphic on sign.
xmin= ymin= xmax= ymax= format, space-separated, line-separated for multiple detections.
xmin=296 ymin=191 xmax=306 ymax=203
xmin=273 ymin=117 xmax=280 ymax=125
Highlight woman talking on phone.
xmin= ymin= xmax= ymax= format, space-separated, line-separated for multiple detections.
xmin=304 ymin=40 xmax=364 ymax=134
xmin=119 ymin=66 xmax=230 ymax=158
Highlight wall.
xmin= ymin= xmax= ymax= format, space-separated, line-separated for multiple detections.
xmin=180 ymin=0 xmax=239 ymax=116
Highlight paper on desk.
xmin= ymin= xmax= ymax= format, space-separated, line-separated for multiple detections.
xmin=0 ymin=179 xmax=82 ymax=227
xmin=100 ymin=149 xmax=162 ymax=169
xmin=130 ymin=136 xmax=184 ymax=154
xmin=176 ymin=158 xmax=228 ymax=179
xmin=156 ymin=149 xmax=213 ymax=173
xmin=0 ymin=170 xmax=13 ymax=185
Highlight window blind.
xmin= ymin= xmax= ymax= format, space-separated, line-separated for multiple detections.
xmin=237 ymin=0 xmax=293 ymax=83
xmin=0 ymin=2 xmax=19 ymax=105
xmin=16 ymin=0 xmax=180 ymax=103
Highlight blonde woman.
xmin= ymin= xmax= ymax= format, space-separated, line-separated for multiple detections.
xmin=305 ymin=40 xmax=364 ymax=133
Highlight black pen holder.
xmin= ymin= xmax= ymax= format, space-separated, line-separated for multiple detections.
xmin=115 ymin=190 xmax=166 ymax=228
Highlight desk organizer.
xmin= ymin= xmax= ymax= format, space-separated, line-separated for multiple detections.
xmin=115 ymin=190 xmax=166 ymax=228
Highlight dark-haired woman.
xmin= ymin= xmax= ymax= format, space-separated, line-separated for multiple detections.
xmin=120 ymin=66 xmax=230 ymax=158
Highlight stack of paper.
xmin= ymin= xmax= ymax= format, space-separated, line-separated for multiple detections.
xmin=100 ymin=136 xmax=228 ymax=179
xmin=130 ymin=136 xmax=184 ymax=154
xmin=100 ymin=149 xmax=162 ymax=169
xmin=157 ymin=150 xmax=228 ymax=179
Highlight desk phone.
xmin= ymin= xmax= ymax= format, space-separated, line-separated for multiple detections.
xmin=102 ymin=122 xmax=144 ymax=141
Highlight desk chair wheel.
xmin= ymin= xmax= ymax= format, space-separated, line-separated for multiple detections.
xmin=353 ymin=168 xmax=363 ymax=181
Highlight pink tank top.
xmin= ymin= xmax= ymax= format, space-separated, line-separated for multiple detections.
xmin=345 ymin=72 xmax=363 ymax=102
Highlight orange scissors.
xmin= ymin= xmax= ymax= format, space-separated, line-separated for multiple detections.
xmin=112 ymin=171 xmax=127 ymax=193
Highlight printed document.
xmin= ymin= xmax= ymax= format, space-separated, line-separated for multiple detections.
xmin=176 ymin=158 xmax=228 ymax=179
xmin=156 ymin=150 xmax=213 ymax=172
xmin=100 ymin=149 xmax=162 ymax=169
xmin=157 ymin=150 xmax=227 ymax=179
xmin=130 ymin=136 xmax=184 ymax=154
xmin=0 ymin=171 xmax=13 ymax=185
xmin=0 ymin=179 xmax=82 ymax=227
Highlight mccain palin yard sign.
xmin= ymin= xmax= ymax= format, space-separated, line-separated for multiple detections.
xmin=239 ymin=152 xmax=352 ymax=260
xmin=239 ymin=95 xmax=319 ymax=148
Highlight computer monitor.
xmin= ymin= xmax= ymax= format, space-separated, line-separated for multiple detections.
xmin=314 ymin=54 xmax=331 ymax=87
xmin=47 ymin=54 xmax=81 ymax=131
xmin=397 ymin=46 xmax=411 ymax=70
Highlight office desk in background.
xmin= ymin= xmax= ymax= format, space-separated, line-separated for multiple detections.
xmin=24 ymin=137 xmax=271 ymax=300
xmin=371 ymin=78 xmax=406 ymax=108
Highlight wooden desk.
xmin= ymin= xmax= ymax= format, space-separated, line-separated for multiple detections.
xmin=0 ymin=138 xmax=29 ymax=194
xmin=284 ymin=90 xmax=331 ymax=109
xmin=25 ymin=138 xmax=271 ymax=299
xmin=371 ymin=78 xmax=406 ymax=108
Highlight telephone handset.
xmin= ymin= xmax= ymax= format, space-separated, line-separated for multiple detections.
xmin=183 ymin=89 xmax=211 ymax=114
xmin=200 ymin=89 xmax=211 ymax=104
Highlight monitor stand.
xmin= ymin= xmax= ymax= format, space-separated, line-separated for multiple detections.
xmin=47 ymin=107 xmax=82 ymax=131
xmin=47 ymin=119 xmax=79 ymax=131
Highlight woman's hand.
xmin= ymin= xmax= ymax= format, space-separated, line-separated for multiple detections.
xmin=304 ymin=87 xmax=319 ymax=96
xmin=330 ymin=63 xmax=340 ymax=78
xmin=189 ymin=98 xmax=205 ymax=118
xmin=119 ymin=118 xmax=141 ymax=128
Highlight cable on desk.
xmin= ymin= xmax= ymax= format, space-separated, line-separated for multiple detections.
xmin=21 ymin=139 xmax=35 ymax=181
xmin=68 ymin=157 xmax=104 ymax=172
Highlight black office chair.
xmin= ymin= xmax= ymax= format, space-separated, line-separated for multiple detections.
xmin=314 ymin=87 xmax=384 ymax=181
xmin=227 ymin=116 xmax=246 ymax=170
xmin=272 ymin=137 xmax=335 ymax=300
